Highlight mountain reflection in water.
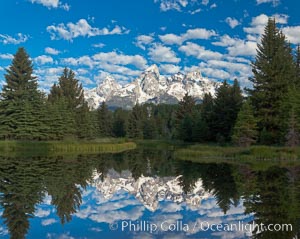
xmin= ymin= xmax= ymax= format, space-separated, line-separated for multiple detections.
xmin=0 ymin=148 xmax=299 ymax=239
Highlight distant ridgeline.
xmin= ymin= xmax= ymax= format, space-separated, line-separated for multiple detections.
xmin=0 ymin=18 xmax=299 ymax=145
xmin=84 ymin=64 xmax=219 ymax=110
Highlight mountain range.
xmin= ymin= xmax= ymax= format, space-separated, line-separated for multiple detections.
xmin=91 ymin=169 xmax=211 ymax=212
xmin=84 ymin=64 xmax=219 ymax=109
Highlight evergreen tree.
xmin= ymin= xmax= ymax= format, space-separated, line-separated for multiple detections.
xmin=296 ymin=45 xmax=300 ymax=85
xmin=57 ymin=68 xmax=85 ymax=110
xmin=200 ymin=93 xmax=214 ymax=141
xmin=143 ymin=105 xmax=157 ymax=139
xmin=175 ymin=93 xmax=196 ymax=141
xmin=76 ymin=103 xmax=93 ymax=139
xmin=97 ymin=102 xmax=113 ymax=137
xmin=48 ymin=68 xmax=90 ymax=139
xmin=112 ymin=108 xmax=128 ymax=137
xmin=248 ymin=18 xmax=297 ymax=144
xmin=211 ymin=80 xmax=243 ymax=142
xmin=232 ymin=100 xmax=258 ymax=147
xmin=0 ymin=47 xmax=47 ymax=140
xmin=47 ymin=88 xmax=76 ymax=140
xmin=127 ymin=103 xmax=145 ymax=139
xmin=285 ymin=109 xmax=300 ymax=147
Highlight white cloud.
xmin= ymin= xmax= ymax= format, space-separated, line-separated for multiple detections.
xmin=159 ymin=64 xmax=181 ymax=74
xmin=159 ymin=28 xmax=217 ymax=45
xmin=273 ymin=14 xmax=289 ymax=24
xmin=41 ymin=218 xmax=57 ymax=226
xmin=214 ymin=35 xmax=257 ymax=56
xmin=62 ymin=56 xmax=94 ymax=68
xmin=0 ymin=33 xmax=29 ymax=45
xmin=30 ymin=0 xmax=70 ymax=11
xmin=179 ymin=42 xmax=222 ymax=60
xmin=201 ymin=0 xmax=209 ymax=5
xmin=189 ymin=8 xmax=201 ymax=15
xmin=256 ymin=0 xmax=280 ymax=7
xmin=210 ymin=3 xmax=217 ymax=8
xmin=35 ymin=55 xmax=54 ymax=65
xmin=244 ymin=14 xmax=289 ymax=37
xmin=225 ymin=17 xmax=240 ymax=29
xmin=282 ymin=26 xmax=300 ymax=44
xmin=135 ymin=35 xmax=154 ymax=50
xmin=35 ymin=208 xmax=51 ymax=218
xmin=227 ymin=41 xmax=257 ymax=56
xmin=154 ymin=0 xmax=188 ymax=12
xmin=93 ymin=51 xmax=147 ymax=69
xmin=0 ymin=53 xmax=14 ymax=60
xmin=148 ymin=44 xmax=181 ymax=63
xmin=45 ymin=47 xmax=60 ymax=55
xmin=47 ymin=19 xmax=129 ymax=41
xmin=92 ymin=43 xmax=106 ymax=48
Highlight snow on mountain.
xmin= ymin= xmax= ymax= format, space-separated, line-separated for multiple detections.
xmin=84 ymin=64 xmax=218 ymax=109
xmin=91 ymin=169 xmax=211 ymax=212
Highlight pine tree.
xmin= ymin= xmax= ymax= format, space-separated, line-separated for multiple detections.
xmin=127 ymin=103 xmax=145 ymax=139
xmin=232 ymin=100 xmax=258 ymax=147
xmin=211 ymin=80 xmax=243 ymax=142
xmin=112 ymin=108 xmax=128 ymax=137
xmin=285 ymin=109 xmax=300 ymax=147
xmin=248 ymin=18 xmax=297 ymax=144
xmin=97 ymin=102 xmax=113 ymax=137
xmin=57 ymin=68 xmax=85 ymax=110
xmin=175 ymin=93 xmax=196 ymax=141
xmin=0 ymin=47 xmax=47 ymax=140
xmin=296 ymin=45 xmax=300 ymax=85
xmin=200 ymin=93 xmax=214 ymax=141
xmin=143 ymin=105 xmax=157 ymax=139
xmin=48 ymin=68 xmax=89 ymax=139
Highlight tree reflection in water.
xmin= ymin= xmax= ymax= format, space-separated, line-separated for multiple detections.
xmin=0 ymin=149 xmax=299 ymax=239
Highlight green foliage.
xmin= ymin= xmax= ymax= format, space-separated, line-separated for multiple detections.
xmin=175 ymin=93 xmax=196 ymax=141
xmin=127 ymin=103 xmax=145 ymax=139
xmin=112 ymin=108 xmax=128 ymax=137
xmin=97 ymin=102 xmax=113 ymax=137
xmin=248 ymin=18 xmax=297 ymax=144
xmin=0 ymin=47 xmax=47 ymax=140
xmin=232 ymin=100 xmax=258 ymax=147
xmin=211 ymin=80 xmax=243 ymax=142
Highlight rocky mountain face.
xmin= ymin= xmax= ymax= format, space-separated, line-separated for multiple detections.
xmin=85 ymin=64 xmax=218 ymax=109
xmin=91 ymin=169 xmax=211 ymax=212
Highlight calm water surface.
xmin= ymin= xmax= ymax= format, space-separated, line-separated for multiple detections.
xmin=0 ymin=148 xmax=299 ymax=239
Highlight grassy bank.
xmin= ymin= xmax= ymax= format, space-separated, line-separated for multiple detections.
xmin=0 ymin=139 xmax=136 ymax=155
xmin=175 ymin=144 xmax=300 ymax=163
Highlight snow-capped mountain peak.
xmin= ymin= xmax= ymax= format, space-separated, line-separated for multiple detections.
xmin=85 ymin=66 xmax=218 ymax=109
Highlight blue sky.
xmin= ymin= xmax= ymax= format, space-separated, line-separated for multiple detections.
xmin=0 ymin=0 xmax=300 ymax=91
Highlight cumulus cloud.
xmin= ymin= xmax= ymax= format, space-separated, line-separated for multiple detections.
xmin=154 ymin=0 xmax=188 ymax=12
xmin=92 ymin=43 xmax=106 ymax=48
xmin=41 ymin=218 xmax=57 ymax=226
xmin=282 ymin=26 xmax=300 ymax=44
xmin=159 ymin=28 xmax=217 ymax=45
xmin=0 ymin=33 xmax=29 ymax=45
xmin=225 ymin=17 xmax=240 ymax=29
xmin=93 ymin=51 xmax=147 ymax=69
xmin=244 ymin=14 xmax=289 ymax=38
xmin=213 ymin=35 xmax=257 ymax=56
xmin=135 ymin=35 xmax=154 ymax=50
xmin=30 ymin=0 xmax=70 ymax=11
xmin=159 ymin=64 xmax=181 ymax=74
xmin=179 ymin=42 xmax=222 ymax=60
xmin=47 ymin=19 xmax=129 ymax=41
xmin=45 ymin=47 xmax=61 ymax=55
xmin=0 ymin=53 xmax=14 ymax=60
xmin=34 ymin=55 xmax=54 ymax=65
xmin=256 ymin=0 xmax=280 ymax=7
xmin=148 ymin=44 xmax=181 ymax=63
